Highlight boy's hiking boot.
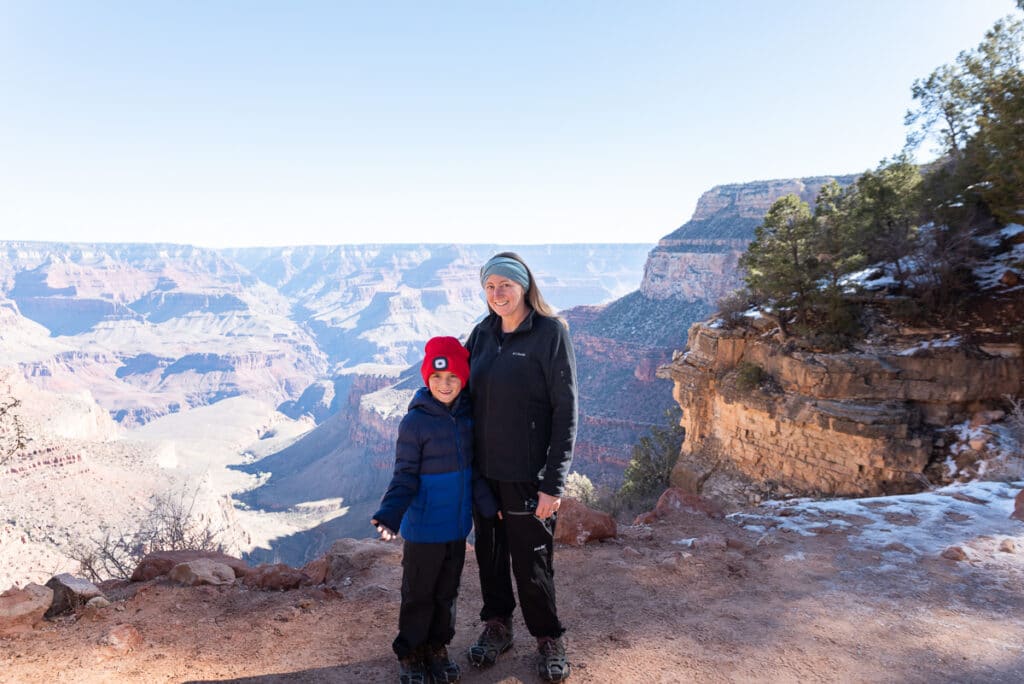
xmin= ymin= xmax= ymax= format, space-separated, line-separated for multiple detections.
xmin=398 ymin=653 xmax=428 ymax=684
xmin=536 ymin=636 xmax=571 ymax=682
xmin=425 ymin=644 xmax=462 ymax=683
xmin=466 ymin=617 xmax=513 ymax=668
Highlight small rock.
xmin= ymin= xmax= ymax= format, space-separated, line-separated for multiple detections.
xmin=883 ymin=542 xmax=914 ymax=554
xmin=999 ymin=538 xmax=1015 ymax=553
xmin=726 ymin=538 xmax=753 ymax=552
xmin=999 ymin=270 xmax=1019 ymax=287
xmin=99 ymin=624 xmax=143 ymax=653
xmin=693 ymin=534 xmax=728 ymax=551
xmin=621 ymin=545 xmax=642 ymax=559
xmin=941 ymin=546 xmax=969 ymax=561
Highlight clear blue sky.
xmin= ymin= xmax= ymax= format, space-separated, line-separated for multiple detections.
xmin=0 ymin=1 xmax=1017 ymax=248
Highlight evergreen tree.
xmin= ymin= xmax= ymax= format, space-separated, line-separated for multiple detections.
xmin=617 ymin=407 xmax=684 ymax=509
xmin=739 ymin=194 xmax=818 ymax=327
xmin=849 ymin=157 xmax=923 ymax=288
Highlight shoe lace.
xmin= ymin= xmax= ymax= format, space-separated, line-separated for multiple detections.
xmin=482 ymin=620 xmax=507 ymax=641
xmin=538 ymin=637 xmax=563 ymax=657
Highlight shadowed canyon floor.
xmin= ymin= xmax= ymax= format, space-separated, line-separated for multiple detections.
xmin=3 ymin=483 xmax=1024 ymax=683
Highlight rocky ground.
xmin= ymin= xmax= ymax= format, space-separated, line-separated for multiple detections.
xmin=3 ymin=483 xmax=1024 ymax=684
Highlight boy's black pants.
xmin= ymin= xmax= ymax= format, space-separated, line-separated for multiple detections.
xmin=393 ymin=539 xmax=466 ymax=658
xmin=473 ymin=479 xmax=565 ymax=638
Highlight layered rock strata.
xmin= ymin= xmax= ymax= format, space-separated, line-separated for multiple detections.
xmin=660 ymin=322 xmax=1024 ymax=497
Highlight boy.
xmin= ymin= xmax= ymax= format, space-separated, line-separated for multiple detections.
xmin=372 ymin=336 xmax=497 ymax=684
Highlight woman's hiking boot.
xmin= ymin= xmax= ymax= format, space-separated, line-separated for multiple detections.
xmin=397 ymin=653 xmax=428 ymax=684
xmin=466 ymin=617 xmax=513 ymax=668
xmin=536 ymin=636 xmax=571 ymax=682
xmin=426 ymin=644 xmax=462 ymax=683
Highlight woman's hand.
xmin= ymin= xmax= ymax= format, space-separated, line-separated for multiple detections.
xmin=370 ymin=518 xmax=396 ymax=541
xmin=535 ymin=492 xmax=561 ymax=519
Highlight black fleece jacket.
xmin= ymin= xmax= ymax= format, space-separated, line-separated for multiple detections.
xmin=465 ymin=309 xmax=578 ymax=497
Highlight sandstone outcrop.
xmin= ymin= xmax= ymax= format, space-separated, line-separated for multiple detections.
xmin=660 ymin=322 xmax=1024 ymax=497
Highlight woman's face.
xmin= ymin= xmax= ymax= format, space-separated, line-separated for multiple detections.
xmin=484 ymin=274 xmax=527 ymax=320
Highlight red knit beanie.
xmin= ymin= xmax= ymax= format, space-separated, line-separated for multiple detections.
xmin=420 ymin=336 xmax=470 ymax=387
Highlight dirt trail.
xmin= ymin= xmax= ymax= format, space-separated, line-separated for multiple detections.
xmin=3 ymin=506 xmax=1024 ymax=683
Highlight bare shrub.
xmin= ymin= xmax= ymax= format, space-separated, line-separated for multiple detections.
xmin=0 ymin=397 xmax=28 ymax=465
xmin=70 ymin=487 xmax=225 ymax=582
xmin=715 ymin=290 xmax=755 ymax=329
xmin=1007 ymin=396 xmax=1024 ymax=448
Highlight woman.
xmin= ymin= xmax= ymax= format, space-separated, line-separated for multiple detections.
xmin=464 ymin=252 xmax=577 ymax=683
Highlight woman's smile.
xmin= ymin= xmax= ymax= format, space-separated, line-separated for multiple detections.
xmin=484 ymin=275 xmax=527 ymax=321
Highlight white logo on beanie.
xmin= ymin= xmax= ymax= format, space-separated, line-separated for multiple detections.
xmin=433 ymin=357 xmax=448 ymax=370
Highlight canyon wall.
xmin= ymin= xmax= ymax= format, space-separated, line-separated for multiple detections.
xmin=661 ymin=322 xmax=1024 ymax=497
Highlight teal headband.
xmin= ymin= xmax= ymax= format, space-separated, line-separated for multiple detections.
xmin=480 ymin=256 xmax=530 ymax=291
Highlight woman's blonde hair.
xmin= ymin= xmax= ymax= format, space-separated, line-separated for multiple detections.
xmin=486 ymin=251 xmax=565 ymax=324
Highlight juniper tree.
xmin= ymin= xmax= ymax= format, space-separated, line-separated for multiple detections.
xmin=849 ymin=158 xmax=923 ymax=289
xmin=739 ymin=194 xmax=819 ymax=330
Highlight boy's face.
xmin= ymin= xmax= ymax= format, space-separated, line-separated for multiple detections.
xmin=428 ymin=370 xmax=463 ymax=407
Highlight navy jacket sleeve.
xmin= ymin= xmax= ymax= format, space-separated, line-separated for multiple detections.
xmin=371 ymin=413 xmax=422 ymax=533
xmin=541 ymin=319 xmax=578 ymax=497
xmin=471 ymin=468 xmax=499 ymax=518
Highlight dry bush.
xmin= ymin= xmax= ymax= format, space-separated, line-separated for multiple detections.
xmin=70 ymin=487 xmax=224 ymax=582
xmin=564 ymin=471 xmax=596 ymax=507
xmin=0 ymin=397 xmax=27 ymax=465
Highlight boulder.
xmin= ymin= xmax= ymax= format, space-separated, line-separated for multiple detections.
xmin=0 ymin=583 xmax=53 ymax=636
xmin=168 ymin=558 xmax=236 ymax=586
xmin=44 ymin=573 xmax=105 ymax=617
xmin=131 ymin=550 xmax=250 ymax=582
xmin=634 ymin=487 xmax=724 ymax=525
xmin=242 ymin=563 xmax=312 ymax=591
xmin=318 ymin=538 xmax=402 ymax=586
xmin=301 ymin=557 xmax=329 ymax=585
xmin=554 ymin=498 xmax=617 ymax=546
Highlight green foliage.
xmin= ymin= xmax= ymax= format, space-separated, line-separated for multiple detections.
xmin=906 ymin=13 xmax=1024 ymax=225
xmin=739 ymin=194 xmax=818 ymax=325
xmin=848 ymin=157 xmax=924 ymax=287
xmin=616 ymin=407 xmax=684 ymax=512
xmin=734 ymin=362 xmax=765 ymax=393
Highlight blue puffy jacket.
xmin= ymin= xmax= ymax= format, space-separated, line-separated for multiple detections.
xmin=372 ymin=387 xmax=497 ymax=543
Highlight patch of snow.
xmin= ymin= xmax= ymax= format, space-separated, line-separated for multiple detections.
xmin=744 ymin=480 xmax=1024 ymax=560
xmin=896 ymin=336 xmax=962 ymax=356
xmin=1000 ymin=223 xmax=1023 ymax=238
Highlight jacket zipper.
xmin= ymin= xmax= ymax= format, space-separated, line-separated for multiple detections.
xmin=453 ymin=411 xmax=465 ymax=533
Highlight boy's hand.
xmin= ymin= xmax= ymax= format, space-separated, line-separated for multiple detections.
xmin=370 ymin=518 xmax=396 ymax=541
